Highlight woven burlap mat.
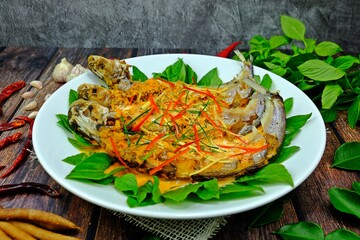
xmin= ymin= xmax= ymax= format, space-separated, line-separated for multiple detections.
xmin=115 ymin=212 xmax=228 ymax=240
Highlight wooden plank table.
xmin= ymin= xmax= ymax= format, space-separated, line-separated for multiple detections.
xmin=0 ymin=47 xmax=359 ymax=240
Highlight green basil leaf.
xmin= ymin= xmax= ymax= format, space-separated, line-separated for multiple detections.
xmin=56 ymin=114 xmax=73 ymax=133
xmin=304 ymin=38 xmax=317 ymax=53
xmin=293 ymin=80 xmax=317 ymax=91
xmin=286 ymin=113 xmax=312 ymax=134
xmin=162 ymin=182 xmax=203 ymax=202
xmin=321 ymin=85 xmax=343 ymax=109
xmin=332 ymin=55 xmax=360 ymax=71
xmin=348 ymin=95 xmax=360 ymax=128
xmin=132 ymin=65 xmax=148 ymax=81
xmin=185 ymin=64 xmax=198 ymax=84
xmin=283 ymin=130 xmax=301 ymax=147
xmin=153 ymin=58 xmax=187 ymax=82
xmin=115 ymin=174 xmax=139 ymax=196
xmin=260 ymin=74 xmax=272 ymax=90
xmin=298 ymin=59 xmax=345 ymax=81
xmin=269 ymin=35 xmax=291 ymax=49
xmin=326 ymin=229 xmax=360 ymax=240
xmin=249 ymin=35 xmax=270 ymax=55
xmin=332 ymin=142 xmax=360 ymax=170
xmin=197 ymin=68 xmax=222 ymax=86
xmin=136 ymin=181 xmax=155 ymax=204
xmin=321 ymin=109 xmax=337 ymax=123
xmin=287 ymin=53 xmax=316 ymax=70
xmin=63 ymin=153 xmax=88 ymax=165
xmin=66 ymin=153 xmax=115 ymax=180
xmin=353 ymin=182 xmax=360 ymax=194
xmin=280 ymin=15 xmax=306 ymax=41
xmin=315 ymin=41 xmax=343 ymax=57
xmin=328 ymin=187 xmax=360 ymax=218
xmin=248 ymin=200 xmax=284 ymax=228
xmin=196 ymin=178 xmax=219 ymax=200
xmin=264 ymin=62 xmax=287 ymax=76
xmin=284 ymin=98 xmax=294 ymax=114
xmin=219 ymin=183 xmax=264 ymax=195
xmin=272 ymin=146 xmax=300 ymax=163
xmin=68 ymin=137 xmax=93 ymax=150
xmin=152 ymin=176 xmax=163 ymax=203
xmin=274 ymin=221 xmax=324 ymax=240
xmin=236 ymin=163 xmax=294 ymax=187
xmin=271 ymin=51 xmax=291 ymax=63
xmin=69 ymin=89 xmax=78 ymax=105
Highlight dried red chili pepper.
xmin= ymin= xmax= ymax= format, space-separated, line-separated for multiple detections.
xmin=15 ymin=116 xmax=34 ymax=138
xmin=0 ymin=182 xmax=60 ymax=197
xmin=0 ymin=116 xmax=35 ymax=178
xmin=0 ymin=139 xmax=32 ymax=179
xmin=216 ymin=41 xmax=241 ymax=58
xmin=0 ymin=120 xmax=26 ymax=132
xmin=0 ymin=132 xmax=22 ymax=150
xmin=0 ymin=80 xmax=26 ymax=116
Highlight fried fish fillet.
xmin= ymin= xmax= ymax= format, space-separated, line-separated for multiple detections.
xmin=68 ymin=53 xmax=286 ymax=180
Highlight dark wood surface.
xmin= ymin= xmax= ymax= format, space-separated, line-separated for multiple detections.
xmin=0 ymin=47 xmax=359 ymax=240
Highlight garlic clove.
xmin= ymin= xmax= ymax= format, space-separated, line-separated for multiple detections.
xmin=66 ymin=64 xmax=89 ymax=82
xmin=23 ymin=100 xmax=38 ymax=111
xmin=52 ymin=58 xmax=74 ymax=83
xmin=22 ymin=91 xmax=36 ymax=99
xmin=28 ymin=111 xmax=38 ymax=118
xmin=30 ymin=80 xmax=43 ymax=89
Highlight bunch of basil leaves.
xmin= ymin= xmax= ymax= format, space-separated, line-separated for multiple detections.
xmin=237 ymin=15 xmax=360 ymax=239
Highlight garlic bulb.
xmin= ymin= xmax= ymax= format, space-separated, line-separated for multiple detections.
xmin=66 ymin=64 xmax=89 ymax=82
xmin=52 ymin=58 xmax=74 ymax=83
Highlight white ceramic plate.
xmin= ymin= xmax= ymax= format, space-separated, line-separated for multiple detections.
xmin=33 ymin=54 xmax=326 ymax=219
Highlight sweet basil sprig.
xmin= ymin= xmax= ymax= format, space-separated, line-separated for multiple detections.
xmin=133 ymin=58 xmax=223 ymax=86
xmin=239 ymin=15 xmax=360 ymax=128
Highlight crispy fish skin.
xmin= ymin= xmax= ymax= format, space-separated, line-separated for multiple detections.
xmin=87 ymin=55 xmax=131 ymax=91
xmin=68 ymin=54 xmax=286 ymax=180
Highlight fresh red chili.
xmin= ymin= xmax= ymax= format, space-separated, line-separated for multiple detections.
xmin=0 ymin=120 xmax=26 ymax=132
xmin=0 ymin=80 xmax=26 ymax=115
xmin=131 ymin=109 xmax=155 ymax=131
xmin=201 ymin=111 xmax=221 ymax=132
xmin=0 ymin=139 xmax=32 ymax=178
xmin=174 ymin=140 xmax=196 ymax=153
xmin=149 ymin=147 xmax=190 ymax=175
xmin=109 ymin=137 xmax=135 ymax=173
xmin=192 ymin=124 xmax=202 ymax=152
xmin=0 ymin=182 xmax=61 ymax=197
xmin=158 ymin=78 xmax=175 ymax=87
xmin=146 ymin=133 xmax=165 ymax=150
xmin=149 ymin=94 xmax=159 ymax=112
xmin=0 ymin=132 xmax=22 ymax=150
xmin=216 ymin=41 xmax=241 ymax=58
xmin=228 ymin=144 xmax=269 ymax=158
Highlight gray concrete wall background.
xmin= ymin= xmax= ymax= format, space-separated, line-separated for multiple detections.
xmin=1 ymin=0 xmax=360 ymax=53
